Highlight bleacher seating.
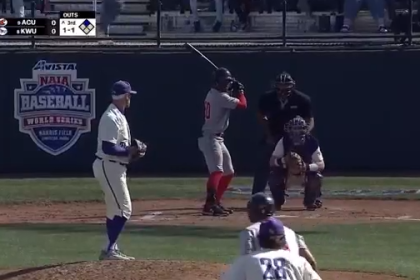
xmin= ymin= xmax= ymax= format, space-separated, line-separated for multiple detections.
xmin=47 ymin=0 xmax=152 ymax=35
xmin=3 ymin=0 xmax=416 ymax=36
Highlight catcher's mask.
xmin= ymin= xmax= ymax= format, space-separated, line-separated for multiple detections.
xmin=247 ymin=192 xmax=275 ymax=223
xmin=285 ymin=116 xmax=308 ymax=146
xmin=275 ymin=72 xmax=295 ymax=98
xmin=214 ymin=67 xmax=234 ymax=92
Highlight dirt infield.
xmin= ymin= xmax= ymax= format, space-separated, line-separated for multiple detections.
xmin=0 ymin=198 xmax=416 ymax=280
xmin=0 ymin=261 xmax=405 ymax=280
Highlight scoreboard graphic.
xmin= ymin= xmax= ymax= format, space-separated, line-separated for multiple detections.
xmin=0 ymin=11 xmax=96 ymax=37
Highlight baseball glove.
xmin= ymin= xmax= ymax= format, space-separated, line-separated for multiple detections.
xmin=285 ymin=152 xmax=306 ymax=176
xmin=129 ymin=139 xmax=147 ymax=162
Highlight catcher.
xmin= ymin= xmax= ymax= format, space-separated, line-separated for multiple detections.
xmin=268 ymin=116 xmax=324 ymax=211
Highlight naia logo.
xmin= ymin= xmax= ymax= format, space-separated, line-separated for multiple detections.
xmin=14 ymin=60 xmax=96 ymax=156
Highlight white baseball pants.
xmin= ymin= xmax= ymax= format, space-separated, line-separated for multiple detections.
xmin=198 ymin=135 xmax=234 ymax=175
xmin=92 ymin=158 xmax=132 ymax=219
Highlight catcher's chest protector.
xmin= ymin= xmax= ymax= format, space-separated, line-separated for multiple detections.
xmin=283 ymin=136 xmax=318 ymax=164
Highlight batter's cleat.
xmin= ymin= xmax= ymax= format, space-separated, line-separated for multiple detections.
xmin=202 ymin=204 xmax=229 ymax=216
xmin=315 ymin=199 xmax=323 ymax=208
xmin=99 ymin=249 xmax=133 ymax=261
xmin=218 ymin=204 xmax=233 ymax=214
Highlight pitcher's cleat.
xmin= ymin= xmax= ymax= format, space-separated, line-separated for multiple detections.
xmin=99 ymin=249 xmax=133 ymax=260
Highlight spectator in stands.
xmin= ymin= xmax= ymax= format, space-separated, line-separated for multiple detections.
xmin=341 ymin=0 xmax=387 ymax=32
xmin=11 ymin=0 xmax=25 ymax=17
xmin=100 ymin=0 xmax=124 ymax=35
xmin=232 ymin=0 xmax=251 ymax=31
xmin=190 ymin=0 xmax=223 ymax=32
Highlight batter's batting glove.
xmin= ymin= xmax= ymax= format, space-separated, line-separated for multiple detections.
xmin=229 ymin=79 xmax=245 ymax=93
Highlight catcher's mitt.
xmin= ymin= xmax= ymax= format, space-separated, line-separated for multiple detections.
xmin=129 ymin=139 xmax=147 ymax=162
xmin=285 ymin=152 xmax=306 ymax=176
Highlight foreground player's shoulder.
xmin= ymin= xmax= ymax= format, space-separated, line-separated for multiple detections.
xmin=246 ymin=222 xmax=261 ymax=232
xmin=239 ymin=223 xmax=260 ymax=255
xmin=239 ymin=228 xmax=253 ymax=240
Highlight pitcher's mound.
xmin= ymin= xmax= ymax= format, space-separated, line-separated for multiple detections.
xmin=0 ymin=260 xmax=405 ymax=280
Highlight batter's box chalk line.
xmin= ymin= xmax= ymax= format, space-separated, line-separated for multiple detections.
xmin=227 ymin=185 xmax=420 ymax=197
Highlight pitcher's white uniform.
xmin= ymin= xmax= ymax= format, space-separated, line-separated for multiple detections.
xmin=239 ymin=222 xmax=307 ymax=256
xmin=222 ymin=249 xmax=321 ymax=280
xmin=198 ymin=88 xmax=241 ymax=174
xmin=92 ymin=103 xmax=132 ymax=219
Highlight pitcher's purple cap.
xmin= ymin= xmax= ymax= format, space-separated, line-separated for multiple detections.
xmin=112 ymin=80 xmax=137 ymax=97
xmin=259 ymin=217 xmax=285 ymax=240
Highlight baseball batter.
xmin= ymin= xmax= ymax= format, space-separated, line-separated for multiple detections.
xmin=92 ymin=80 xmax=145 ymax=261
xmin=240 ymin=193 xmax=318 ymax=271
xmin=198 ymin=67 xmax=247 ymax=216
xmin=224 ymin=217 xmax=322 ymax=280
xmin=269 ymin=116 xmax=324 ymax=211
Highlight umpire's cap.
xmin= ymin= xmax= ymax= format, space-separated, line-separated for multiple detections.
xmin=247 ymin=192 xmax=275 ymax=217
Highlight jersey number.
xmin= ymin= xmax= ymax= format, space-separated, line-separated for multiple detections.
xmin=204 ymin=101 xmax=211 ymax=119
xmin=259 ymin=258 xmax=286 ymax=280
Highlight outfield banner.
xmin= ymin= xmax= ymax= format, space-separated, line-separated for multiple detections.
xmin=0 ymin=50 xmax=419 ymax=175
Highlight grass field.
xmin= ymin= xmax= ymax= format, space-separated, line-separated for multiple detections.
xmin=0 ymin=176 xmax=419 ymax=203
xmin=0 ymin=177 xmax=419 ymax=279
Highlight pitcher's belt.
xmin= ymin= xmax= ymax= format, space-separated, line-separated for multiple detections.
xmin=96 ymin=156 xmax=128 ymax=167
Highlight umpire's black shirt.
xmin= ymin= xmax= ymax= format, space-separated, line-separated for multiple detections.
xmin=258 ymin=89 xmax=313 ymax=140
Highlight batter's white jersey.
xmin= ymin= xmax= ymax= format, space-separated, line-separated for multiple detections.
xmin=96 ymin=103 xmax=131 ymax=164
xmin=239 ymin=222 xmax=307 ymax=256
xmin=201 ymin=88 xmax=239 ymax=134
xmin=222 ymin=249 xmax=321 ymax=280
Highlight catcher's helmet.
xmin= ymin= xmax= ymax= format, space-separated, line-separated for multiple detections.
xmin=275 ymin=72 xmax=295 ymax=96
xmin=285 ymin=116 xmax=308 ymax=145
xmin=247 ymin=193 xmax=275 ymax=222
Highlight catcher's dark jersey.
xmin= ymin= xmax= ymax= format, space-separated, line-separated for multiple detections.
xmin=283 ymin=135 xmax=319 ymax=164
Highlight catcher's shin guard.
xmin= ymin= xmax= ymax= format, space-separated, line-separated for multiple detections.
xmin=303 ymin=172 xmax=322 ymax=209
xmin=267 ymin=167 xmax=287 ymax=210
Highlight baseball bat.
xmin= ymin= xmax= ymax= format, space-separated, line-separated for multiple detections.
xmin=184 ymin=43 xmax=219 ymax=70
